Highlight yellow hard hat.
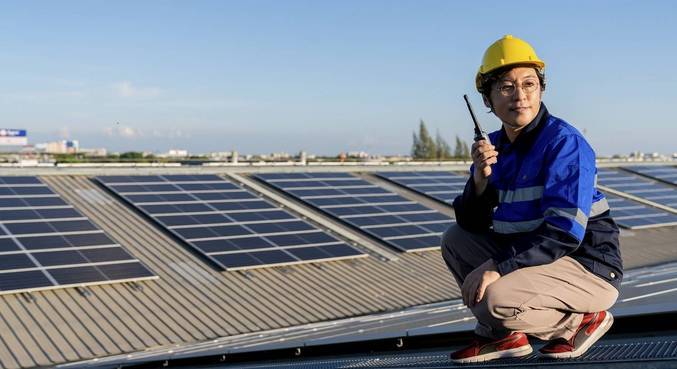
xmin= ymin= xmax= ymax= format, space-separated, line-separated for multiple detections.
xmin=475 ymin=35 xmax=545 ymax=91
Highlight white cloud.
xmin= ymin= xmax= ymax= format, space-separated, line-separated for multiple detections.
xmin=151 ymin=128 xmax=190 ymax=139
xmin=103 ymin=125 xmax=143 ymax=138
xmin=112 ymin=81 xmax=162 ymax=98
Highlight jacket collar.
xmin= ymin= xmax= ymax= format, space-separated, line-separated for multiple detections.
xmin=495 ymin=102 xmax=549 ymax=153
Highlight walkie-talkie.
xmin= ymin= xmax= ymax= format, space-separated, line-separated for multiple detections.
xmin=463 ymin=94 xmax=491 ymax=144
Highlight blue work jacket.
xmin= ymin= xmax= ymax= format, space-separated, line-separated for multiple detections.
xmin=453 ymin=103 xmax=623 ymax=290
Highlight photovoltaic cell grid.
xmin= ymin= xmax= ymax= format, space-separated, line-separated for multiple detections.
xmin=96 ymin=175 xmax=365 ymax=271
xmin=0 ymin=176 xmax=157 ymax=295
xmin=603 ymin=192 xmax=677 ymax=229
xmin=597 ymin=168 xmax=677 ymax=209
xmin=374 ymin=171 xmax=467 ymax=205
xmin=623 ymin=165 xmax=677 ymax=186
xmin=254 ymin=172 xmax=454 ymax=252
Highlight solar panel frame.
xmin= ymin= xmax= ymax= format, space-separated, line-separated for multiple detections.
xmin=621 ymin=165 xmax=677 ymax=186
xmin=0 ymin=176 xmax=158 ymax=296
xmin=374 ymin=171 xmax=468 ymax=206
xmin=597 ymin=168 xmax=677 ymax=210
xmin=254 ymin=173 xmax=454 ymax=252
xmin=604 ymin=192 xmax=677 ymax=229
xmin=97 ymin=174 xmax=366 ymax=271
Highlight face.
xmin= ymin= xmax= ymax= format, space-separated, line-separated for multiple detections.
xmin=484 ymin=67 xmax=542 ymax=134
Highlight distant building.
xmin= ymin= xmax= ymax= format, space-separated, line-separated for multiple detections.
xmin=162 ymin=149 xmax=189 ymax=158
xmin=65 ymin=140 xmax=79 ymax=153
xmin=35 ymin=140 xmax=79 ymax=154
xmin=347 ymin=151 xmax=370 ymax=159
xmin=628 ymin=151 xmax=643 ymax=161
xmin=644 ymin=152 xmax=666 ymax=161
xmin=260 ymin=152 xmax=291 ymax=160
xmin=207 ymin=151 xmax=235 ymax=160
xmin=79 ymin=147 xmax=108 ymax=157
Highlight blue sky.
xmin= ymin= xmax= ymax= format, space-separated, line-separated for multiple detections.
xmin=0 ymin=0 xmax=675 ymax=156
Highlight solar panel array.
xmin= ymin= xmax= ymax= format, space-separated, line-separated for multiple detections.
xmin=597 ymin=168 xmax=677 ymax=209
xmin=374 ymin=171 xmax=467 ymax=206
xmin=97 ymin=175 xmax=365 ymax=271
xmin=604 ymin=192 xmax=677 ymax=229
xmin=0 ymin=176 xmax=157 ymax=295
xmin=254 ymin=173 xmax=454 ymax=252
xmin=623 ymin=165 xmax=677 ymax=186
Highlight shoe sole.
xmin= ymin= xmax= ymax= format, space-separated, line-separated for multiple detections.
xmin=450 ymin=345 xmax=533 ymax=364
xmin=540 ymin=312 xmax=614 ymax=359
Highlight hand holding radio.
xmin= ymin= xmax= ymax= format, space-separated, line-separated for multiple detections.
xmin=464 ymin=95 xmax=498 ymax=195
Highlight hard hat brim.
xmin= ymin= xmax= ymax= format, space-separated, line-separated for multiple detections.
xmin=475 ymin=61 xmax=545 ymax=92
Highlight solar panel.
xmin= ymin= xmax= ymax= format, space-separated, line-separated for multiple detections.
xmin=374 ymin=171 xmax=467 ymax=205
xmin=254 ymin=173 xmax=454 ymax=252
xmin=0 ymin=176 xmax=157 ymax=296
xmin=597 ymin=168 xmax=677 ymax=210
xmin=97 ymin=174 xmax=365 ymax=270
xmin=622 ymin=165 xmax=677 ymax=186
xmin=604 ymin=192 xmax=677 ymax=229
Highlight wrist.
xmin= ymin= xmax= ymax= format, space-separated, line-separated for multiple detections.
xmin=473 ymin=176 xmax=488 ymax=196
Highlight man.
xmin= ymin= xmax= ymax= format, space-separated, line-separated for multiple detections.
xmin=442 ymin=35 xmax=623 ymax=363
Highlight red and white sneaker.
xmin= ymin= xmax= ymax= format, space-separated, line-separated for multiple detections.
xmin=539 ymin=311 xmax=614 ymax=359
xmin=450 ymin=332 xmax=533 ymax=364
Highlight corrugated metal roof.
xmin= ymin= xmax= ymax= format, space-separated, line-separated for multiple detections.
xmin=59 ymin=261 xmax=677 ymax=368
xmin=0 ymin=174 xmax=458 ymax=369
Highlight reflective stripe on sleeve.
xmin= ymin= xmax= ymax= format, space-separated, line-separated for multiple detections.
xmin=590 ymin=197 xmax=610 ymax=217
xmin=498 ymin=186 xmax=544 ymax=204
xmin=544 ymin=207 xmax=588 ymax=228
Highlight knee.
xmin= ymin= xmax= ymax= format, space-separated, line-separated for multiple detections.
xmin=441 ymin=224 xmax=484 ymax=265
xmin=475 ymin=284 xmax=520 ymax=326
xmin=595 ymin=286 xmax=620 ymax=312
xmin=441 ymin=224 xmax=464 ymax=259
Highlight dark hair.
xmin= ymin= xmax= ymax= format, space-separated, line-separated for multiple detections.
xmin=478 ymin=65 xmax=546 ymax=99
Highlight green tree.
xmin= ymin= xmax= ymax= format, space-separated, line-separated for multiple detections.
xmin=411 ymin=131 xmax=422 ymax=158
xmin=119 ymin=151 xmax=144 ymax=160
xmin=411 ymin=120 xmax=436 ymax=159
xmin=454 ymin=135 xmax=464 ymax=158
xmin=453 ymin=135 xmax=472 ymax=159
xmin=54 ymin=154 xmax=84 ymax=163
xmin=461 ymin=140 xmax=471 ymax=159
xmin=435 ymin=130 xmax=452 ymax=160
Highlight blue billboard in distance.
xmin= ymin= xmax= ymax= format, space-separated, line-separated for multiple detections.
xmin=0 ymin=129 xmax=28 ymax=145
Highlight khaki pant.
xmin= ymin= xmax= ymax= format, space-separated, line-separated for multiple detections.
xmin=441 ymin=224 xmax=618 ymax=341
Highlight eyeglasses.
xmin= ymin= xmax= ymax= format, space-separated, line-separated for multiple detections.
xmin=495 ymin=79 xmax=540 ymax=97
